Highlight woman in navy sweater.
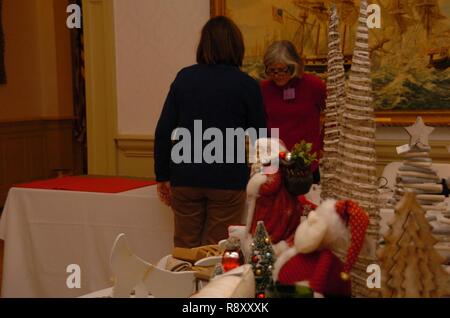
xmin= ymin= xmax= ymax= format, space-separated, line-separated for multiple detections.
xmin=154 ymin=16 xmax=266 ymax=248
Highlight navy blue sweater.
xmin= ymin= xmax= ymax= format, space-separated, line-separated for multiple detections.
xmin=154 ymin=64 xmax=267 ymax=190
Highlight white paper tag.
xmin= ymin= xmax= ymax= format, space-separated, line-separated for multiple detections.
xmin=283 ymin=88 xmax=296 ymax=100
xmin=396 ymin=144 xmax=411 ymax=155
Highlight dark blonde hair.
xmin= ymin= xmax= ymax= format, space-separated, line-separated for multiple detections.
xmin=196 ymin=16 xmax=244 ymax=67
xmin=263 ymin=40 xmax=304 ymax=78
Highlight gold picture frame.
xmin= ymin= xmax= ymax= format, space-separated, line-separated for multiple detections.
xmin=210 ymin=0 xmax=450 ymax=126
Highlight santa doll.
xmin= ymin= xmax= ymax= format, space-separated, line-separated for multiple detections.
xmin=273 ymin=199 xmax=369 ymax=297
xmin=224 ymin=138 xmax=316 ymax=260
xmin=245 ymin=138 xmax=304 ymax=245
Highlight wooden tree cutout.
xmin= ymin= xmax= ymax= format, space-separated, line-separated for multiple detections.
xmin=379 ymin=192 xmax=450 ymax=298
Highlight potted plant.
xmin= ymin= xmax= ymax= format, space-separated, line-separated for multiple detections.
xmin=279 ymin=140 xmax=317 ymax=196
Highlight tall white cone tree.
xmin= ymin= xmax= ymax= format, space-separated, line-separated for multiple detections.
xmin=333 ymin=0 xmax=379 ymax=297
xmin=320 ymin=5 xmax=346 ymax=201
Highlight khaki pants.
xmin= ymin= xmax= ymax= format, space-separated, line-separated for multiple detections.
xmin=171 ymin=187 xmax=246 ymax=248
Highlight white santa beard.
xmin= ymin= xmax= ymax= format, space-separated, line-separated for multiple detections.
xmin=318 ymin=200 xmax=349 ymax=250
xmin=295 ymin=199 xmax=349 ymax=253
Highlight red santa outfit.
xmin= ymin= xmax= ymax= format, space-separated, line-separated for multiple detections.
xmin=246 ymin=138 xmax=311 ymax=245
xmin=249 ymin=170 xmax=303 ymax=244
xmin=261 ymin=74 xmax=326 ymax=173
xmin=277 ymin=249 xmax=351 ymax=296
xmin=274 ymin=199 xmax=369 ymax=297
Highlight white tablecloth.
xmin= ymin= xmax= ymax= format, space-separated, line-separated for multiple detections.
xmin=0 ymin=185 xmax=174 ymax=298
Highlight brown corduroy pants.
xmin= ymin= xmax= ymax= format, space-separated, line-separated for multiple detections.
xmin=171 ymin=187 xmax=246 ymax=248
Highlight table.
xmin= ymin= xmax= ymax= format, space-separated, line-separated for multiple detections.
xmin=0 ymin=185 xmax=174 ymax=298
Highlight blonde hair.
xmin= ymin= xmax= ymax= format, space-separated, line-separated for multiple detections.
xmin=263 ymin=40 xmax=304 ymax=78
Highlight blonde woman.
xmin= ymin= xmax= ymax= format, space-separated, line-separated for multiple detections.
xmin=261 ymin=40 xmax=326 ymax=183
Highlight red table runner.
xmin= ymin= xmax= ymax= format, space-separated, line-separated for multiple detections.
xmin=15 ymin=176 xmax=156 ymax=193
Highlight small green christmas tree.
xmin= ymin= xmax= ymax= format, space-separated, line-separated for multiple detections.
xmin=249 ymin=221 xmax=276 ymax=298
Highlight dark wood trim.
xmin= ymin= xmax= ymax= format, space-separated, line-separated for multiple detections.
xmin=0 ymin=116 xmax=76 ymax=124
xmin=210 ymin=0 xmax=226 ymax=17
xmin=0 ymin=118 xmax=78 ymax=206
xmin=375 ymin=111 xmax=450 ymax=127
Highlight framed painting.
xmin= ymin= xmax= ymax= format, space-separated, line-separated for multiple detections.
xmin=211 ymin=0 xmax=450 ymax=126
xmin=0 ymin=0 xmax=6 ymax=84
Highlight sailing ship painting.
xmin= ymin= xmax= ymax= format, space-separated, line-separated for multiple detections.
xmin=224 ymin=0 xmax=450 ymax=111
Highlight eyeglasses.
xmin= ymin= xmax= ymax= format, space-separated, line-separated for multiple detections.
xmin=265 ymin=65 xmax=293 ymax=76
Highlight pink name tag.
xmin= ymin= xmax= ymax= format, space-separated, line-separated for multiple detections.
xmin=283 ymin=88 xmax=296 ymax=100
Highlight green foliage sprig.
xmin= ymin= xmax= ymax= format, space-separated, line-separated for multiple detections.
xmin=290 ymin=140 xmax=318 ymax=168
